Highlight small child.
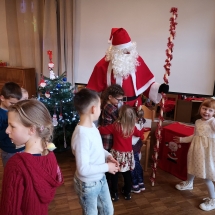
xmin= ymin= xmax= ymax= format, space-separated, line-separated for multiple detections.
xmin=21 ymin=87 xmax=29 ymax=100
xmin=71 ymin=88 xmax=119 ymax=215
xmin=98 ymin=105 xmax=146 ymax=201
xmin=0 ymin=82 xmax=23 ymax=167
xmin=131 ymin=106 xmax=147 ymax=193
xmin=0 ymin=99 xmax=63 ymax=214
xmin=174 ymin=98 xmax=215 ymax=211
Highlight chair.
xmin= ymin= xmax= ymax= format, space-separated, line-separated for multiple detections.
xmin=141 ymin=105 xmax=155 ymax=171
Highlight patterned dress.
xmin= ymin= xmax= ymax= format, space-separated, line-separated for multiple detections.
xmin=181 ymin=118 xmax=215 ymax=181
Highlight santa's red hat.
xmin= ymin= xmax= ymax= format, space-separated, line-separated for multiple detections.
xmin=109 ymin=28 xmax=132 ymax=49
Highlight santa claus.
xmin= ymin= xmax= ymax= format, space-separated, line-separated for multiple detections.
xmin=87 ymin=28 xmax=168 ymax=106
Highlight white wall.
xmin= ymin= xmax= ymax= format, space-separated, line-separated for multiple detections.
xmin=74 ymin=0 xmax=215 ymax=95
xmin=0 ymin=0 xmax=9 ymax=63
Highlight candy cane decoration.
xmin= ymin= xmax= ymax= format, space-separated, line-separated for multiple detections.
xmin=150 ymin=7 xmax=178 ymax=186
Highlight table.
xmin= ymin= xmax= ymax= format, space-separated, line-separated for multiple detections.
xmin=158 ymin=122 xmax=194 ymax=180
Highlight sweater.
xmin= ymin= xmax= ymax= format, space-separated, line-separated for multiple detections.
xmin=71 ymin=123 xmax=111 ymax=182
xmin=0 ymin=108 xmax=25 ymax=153
xmin=98 ymin=123 xmax=145 ymax=152
xmin=0 ymin=152 xmax=63 ymax=215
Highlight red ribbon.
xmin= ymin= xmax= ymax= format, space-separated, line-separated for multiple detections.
xmin=47 ymin=50 xmax=52 ymax=61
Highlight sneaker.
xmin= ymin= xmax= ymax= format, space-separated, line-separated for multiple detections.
xmin=199 ymin=198 xmax=215 ymax=211
xmin=111 ymin=193 xmax=119 ymax=202
xmin=121 ymin=188 xmax=131 ymax=200
xmin=175 ymin=181 xmax=193 ymax=190
xmin=131 ymin=186 xmax=141 ymax=194
xmin=139 ymin=183 xmax=145 ymax=191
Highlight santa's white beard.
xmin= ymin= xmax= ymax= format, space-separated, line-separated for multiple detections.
xmin=105 ymin=42 xmax=139 ymax=78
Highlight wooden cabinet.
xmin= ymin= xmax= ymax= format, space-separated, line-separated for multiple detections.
xmin=174 ymin=99 xmax=202 ymax=123
xmin=0 ymin=67 xmax=36 ymax=98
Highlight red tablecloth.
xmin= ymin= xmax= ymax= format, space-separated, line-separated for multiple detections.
xmin=158 ymin=122 xmax=194 ymax=180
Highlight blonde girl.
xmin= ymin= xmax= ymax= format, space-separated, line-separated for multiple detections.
xmin=99 ymin=105 xmax=145 ymax=201
xmin=0 ymin=99 xmax=63 ymax=215
xmin=174 ymin=98 xmax=215 ymax=211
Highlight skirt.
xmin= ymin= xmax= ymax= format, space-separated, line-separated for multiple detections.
xmin=110 ymin=149 xmax=135 ymax=172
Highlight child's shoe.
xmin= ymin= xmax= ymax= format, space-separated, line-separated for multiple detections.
xmin=139 ymin=183 xmax=145 ymax=191
xmin=121 ymin=188 xmax=131 ymax=200
xmin=111 ymin=193 xmax=119 ymax=202
xmin=175 ymin=181 xmax=193 ymax=190
xmin=124 ymin=193 xmax=131 ymax=200
xmin=199 ymin=198 xmax=215 ymax=211
xmin=131 ymin=186 xmax=141 ymax=193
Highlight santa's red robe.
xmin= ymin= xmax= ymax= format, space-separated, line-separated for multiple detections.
xmin=87 ymin=56 xmax=161 ymax=106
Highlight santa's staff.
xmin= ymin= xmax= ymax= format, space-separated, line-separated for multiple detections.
xmin=151 ymin=7 xmax=178 ymax=186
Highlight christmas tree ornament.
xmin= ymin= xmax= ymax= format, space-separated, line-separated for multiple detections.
xmin=63 ymin=77 xmax=67 ymax=82
xmin=45 ymin=91 xmax=50 ymax=98
xmin=39 ymin=79 xmax=46 ymax=88
xmin=48 ymin=62 xmax=54 ymax=68
xmin=57 ymin=83 xmax=62 ymax=88
xmin=47 ymin=50 xmax=56 ymax=80
xmin=50 ymin=70 xmax=55 ymax=80
xmin=59 ymin=114 xmax=63 ymax=120
xmin=52 ymin=114 xmax=58 ymax=126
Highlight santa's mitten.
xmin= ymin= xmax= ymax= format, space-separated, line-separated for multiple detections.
xmin=158 ymin=83 xmax=169 ymax=93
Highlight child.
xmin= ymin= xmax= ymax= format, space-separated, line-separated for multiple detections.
xmin=0 ymin=82 xmax=23 ymax=167
xmin=99 ymin=84 xmax=124 ymax=190
xmin=21 ymin=87 xmax=29 ymax=100
xmin=71 ymin=88 xmax=119 ymax=215
xmin=131 ymin=106 xmax=147 ymax=193
xmin=99 ymin=84 xmax=124 ymax=151
xmin=0 ymin=99 xmax=63 ymax=214
xmin=98 ymin=105 xmax=145 ymax=201
xmin=174 ymin=98 xmax=215 ymax=211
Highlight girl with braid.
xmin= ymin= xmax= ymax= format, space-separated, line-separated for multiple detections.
xmin=0 ymin=99 xmax=63 ymax=215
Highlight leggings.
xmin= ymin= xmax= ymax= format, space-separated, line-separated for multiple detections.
xmin=187 ymin=173 xmax=215 ymax=199
xmin=111 ymin=170 xmax=132 ymax=195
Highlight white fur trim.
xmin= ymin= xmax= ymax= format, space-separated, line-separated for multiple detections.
xmin=107 ymin=62 xmax=112 ymax=86
xmin=113 ymin=41 xmax=132 ymax=50
xmin=131 ymin=73 xmax=155 ymax=96
xmin=149 ymin=82 xmax=162 ymax=104
xmin=115 ymin=74 xmax=123 ymax=87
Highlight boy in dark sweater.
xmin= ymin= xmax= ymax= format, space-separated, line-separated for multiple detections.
xmin=0 ymin=82 xmax=23 ymax=167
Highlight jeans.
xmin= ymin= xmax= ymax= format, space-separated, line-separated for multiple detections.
xmin=0 ymin=150 xmax=16 ymax=167
xmin=74 ymin=175 xmax=114 ymax=215
xmin=131 ymin=152 xmax=144 ymax=186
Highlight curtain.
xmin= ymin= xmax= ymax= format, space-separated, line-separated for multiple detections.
xmin=58 ymin=0 xmax=73 ymax=84
xmin=5 ymin=0 xmax=74 ymax=85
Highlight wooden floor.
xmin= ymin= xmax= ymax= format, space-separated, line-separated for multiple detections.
xmin=0 ymin=150 xmax=214 ymax=215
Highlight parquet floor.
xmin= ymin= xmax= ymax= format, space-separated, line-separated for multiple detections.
xmin=0 ymin=150 xmax=214 ymax=215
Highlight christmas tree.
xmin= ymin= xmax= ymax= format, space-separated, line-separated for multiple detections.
xmin=37 ymin=51 xmax=79 ymax=151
